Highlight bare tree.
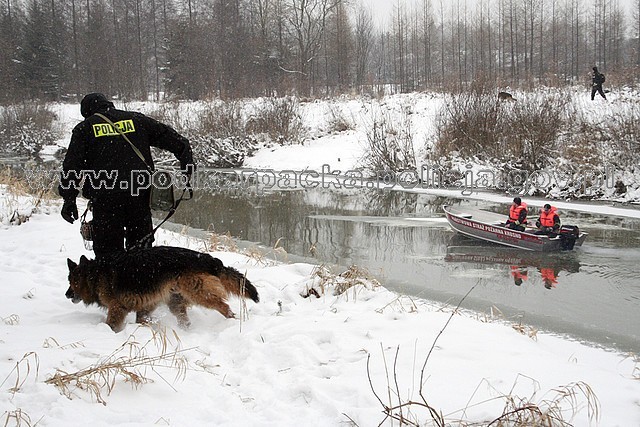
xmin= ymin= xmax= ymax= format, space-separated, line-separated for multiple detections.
xmin=354 ymin=3 xmax=373 ymax=88
xmin=284 ymin=0 xmax=339 ymax=95
xmin=420 ymin=0 xmax=435 ymax=87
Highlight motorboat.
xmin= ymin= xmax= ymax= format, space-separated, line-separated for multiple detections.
xmin=442 ymin=205 xmax=587 ymax=252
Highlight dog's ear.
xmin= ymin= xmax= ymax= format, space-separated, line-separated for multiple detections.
xmin=79 ymin=255 xmax=89 ymax=266
xmin=67 ymin=258 xmax=78 ymax=271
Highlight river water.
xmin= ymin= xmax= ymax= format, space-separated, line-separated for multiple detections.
xmin=166 ymin=187 xmax=640 ymax=354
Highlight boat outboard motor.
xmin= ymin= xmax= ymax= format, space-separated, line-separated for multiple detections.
xmin=559 ymin=225 xmax=580 ymax=250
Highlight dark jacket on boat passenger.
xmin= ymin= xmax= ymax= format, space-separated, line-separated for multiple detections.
xmin=506 ymin=197 xmax=528 ymax=231
xmin=536 ymin=204 xmax=561 ymax=235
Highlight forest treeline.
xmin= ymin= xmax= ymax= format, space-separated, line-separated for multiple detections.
xmin=1 ymin=0 xmax=639 ymax=103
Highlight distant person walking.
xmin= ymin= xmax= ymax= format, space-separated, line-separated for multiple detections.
xmin=591 ymin=67 xmax=607 ymax=100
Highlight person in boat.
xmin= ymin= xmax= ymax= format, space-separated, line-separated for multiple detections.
xmin=505 ymin=197 xmax=528 ymax=231
xmin=535 ymin=204 xmax=561 ymax=236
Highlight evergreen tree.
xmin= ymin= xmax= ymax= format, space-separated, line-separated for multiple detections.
xmin=0 ymin=1 xmax=19 ymax=102
xmin=17 ymin=0 xmax=61 ymax=100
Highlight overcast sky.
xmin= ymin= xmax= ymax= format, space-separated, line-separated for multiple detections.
xmin=362 ymin=0 xmax=636 ymax=26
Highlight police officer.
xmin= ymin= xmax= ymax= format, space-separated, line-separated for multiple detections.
xmin=59 ymin=93 xmax=194 ymax=258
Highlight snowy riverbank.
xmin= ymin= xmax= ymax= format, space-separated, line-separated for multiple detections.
xmin=1 ymin=187 xmax=639 ymax=426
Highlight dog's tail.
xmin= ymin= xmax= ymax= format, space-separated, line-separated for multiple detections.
xmin=201 ymin=254 xmax=259 ymax=303
xmin=220 ymin=266 xmax=260 ymax=303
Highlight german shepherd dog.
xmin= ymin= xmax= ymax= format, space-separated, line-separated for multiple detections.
xmin=66 ymin=246 xmax=259 ymax=332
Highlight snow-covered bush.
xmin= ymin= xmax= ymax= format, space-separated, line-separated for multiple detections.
xmin=434 ymin=88 xmax=504 ymax=161
xmin=434 ymin=90 xmax=568 ymax=171
xmin=148 ymin=97 xmax=304 ymax=167
xmin=503 ymin=93 xmax=569 ymax=170
xmin=0 ymin=103 xmax=59 ymax=158
xmin=245 ymin=96 xmax=304 ymax=145
xmin=362 ymin=104 xmax=416 ymax=174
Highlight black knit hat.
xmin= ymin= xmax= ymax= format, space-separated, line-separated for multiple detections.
xmin=80 ymin=93 xmax=114 ymax=118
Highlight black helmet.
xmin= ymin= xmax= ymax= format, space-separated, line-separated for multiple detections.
xmin=513 ymin=197 xmax=522 ymax=205
xmin=80 ymin=93 xmax=114 ymax=118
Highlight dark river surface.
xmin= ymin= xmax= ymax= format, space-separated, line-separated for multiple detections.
xmin=166 ymin=188 xmax=640 ymax=354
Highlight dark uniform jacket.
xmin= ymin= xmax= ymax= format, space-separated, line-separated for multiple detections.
xmin=59 ymin=102 xmax=193 ymax=200
xmin=592 ymin=71 xmax=605 ymax=86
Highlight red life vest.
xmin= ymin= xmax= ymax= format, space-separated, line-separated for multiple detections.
xmin=539 ymin=206 xmax=558 ymax=227
xmin=509 ymin=202 xmax=528 ymax=223
xmin=540 ymin=268 xmax=558 ymax=286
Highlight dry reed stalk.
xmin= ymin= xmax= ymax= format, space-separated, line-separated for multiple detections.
xmin=45 ymin=326 xmax=191 ymax=405
xmin=209 ymin=232 xmax=239 ymax=253
xmin=0 ymin=352 xmax=40 ymax=396
xmin=375 ymin=295 xmax=419 ymax=314
xmin=1 ymin=408 xmax=42 ymax=427
xmin=305 ymin=264 xmax=381 ymax=300
xmin=486 ymin=380 xmax=600 ymax=426
xmin=1 ymin=168 xmax=57 ymax=225
xmin=2 ymin=315 xmax=19 ymax=325
xmin=512 ymin=322 xmax=539 ymax=341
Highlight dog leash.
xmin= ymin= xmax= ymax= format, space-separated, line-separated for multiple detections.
xmin=93 ymin=113 xmax=193 ymax=250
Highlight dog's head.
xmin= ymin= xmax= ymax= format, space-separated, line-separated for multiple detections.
xmin=66 ymin=256 xmax=92 ymax=304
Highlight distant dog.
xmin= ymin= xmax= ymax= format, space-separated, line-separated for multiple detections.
xmin=66 ymin=246 xmax=259 ymax=332
xmin=498 ymin=91 xmax=516 ymax=101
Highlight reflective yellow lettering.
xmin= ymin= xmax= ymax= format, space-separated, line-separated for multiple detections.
xmin=92 ymin=120 xmax=136 ymax=138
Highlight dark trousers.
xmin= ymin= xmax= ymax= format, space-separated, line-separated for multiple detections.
xmin=591 ymin=84 xmax=606 ymax=100
xmin=506 ymin=221 xmax=526 ymax=232
xmin=91 ymin=192 xmax=153 ymax=258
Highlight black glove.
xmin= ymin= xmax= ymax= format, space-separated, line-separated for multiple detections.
xmin=61 ymin=199 xmax=78 ymax=224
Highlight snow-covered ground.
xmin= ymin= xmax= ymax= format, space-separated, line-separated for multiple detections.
xmin=2 ymin=185 xmax=640 ymax=426
xmin=2 ymin=90 xmax=639 ymax=425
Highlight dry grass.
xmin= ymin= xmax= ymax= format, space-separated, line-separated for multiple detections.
xmin=45 ymin=326 xmax=191 ymax=405
xmin=303 ymin=264 xmax=381 ymax=300
xmin=208 ymin=231 xmax=239 ymax=253
xmin=362 ymin=104 xmax=417 ymax=174
xmin=1 ymin=167 xmax=58 ymax=225
xmin=325 ymin=103 xmax=353 ymax=133
xmin=627 ymin=354 xmax=640 ymax=381
xmin=0 ymin=352 xmax=40 ymax=397
xmin=374 ymin=295 xmax=419 ymax=314
xmin=484 ymin=379 xmax=600 ymax=426
xmin=434 ymin=91 xmax=568 ymax=171
xmin=2 ymin=314 xmax=20 ymax=325
xmin=245 ymin=97 xmax=304 ymax=144
xmin=434 ymin=89 xmax=503 ymax=161
xmin=1 ymin=408 xmax=41 ymax=427
xmin=368 ymin=348 xmax=600 ymax=427
xmin=365 ymin=283 xmax=599 ymax=426
xmin=207 ymin=231 xmax=287 ymax=266
xmin=512 ymin=322 xmax=539 ymax=341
